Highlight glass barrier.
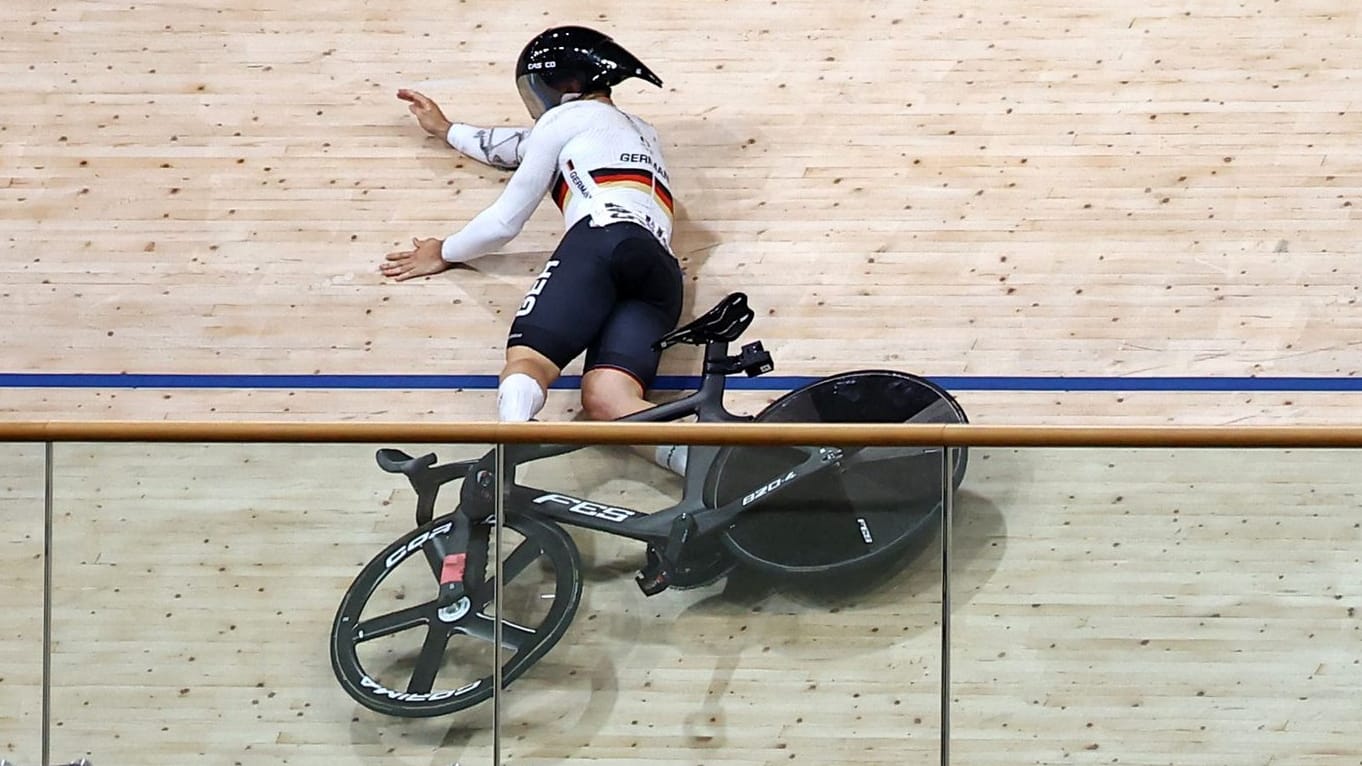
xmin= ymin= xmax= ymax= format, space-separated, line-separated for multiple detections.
xmin=26 ymin=438 xmax=1361 ymax=765
xmin=1 ymin=444 xmax=45 ymax=765
xmin=950 ymin=448 xmax=1362 ymax=764
xmin=45 ymin=442 xmax=496 ymax=766
xmin=495 ymin=438 xmax=946 ymax=765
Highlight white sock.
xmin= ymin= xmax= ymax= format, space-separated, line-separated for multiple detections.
xmin=497 ymin=373 xmax=546 ymax=422
xmin=654 ymin=445 xmax=688 ymax=476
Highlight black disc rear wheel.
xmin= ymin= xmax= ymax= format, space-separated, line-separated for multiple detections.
xmin=330 ymin=510 xmax=581 ymax=718
xmin=706 ymin=370 xmax=967 ymax=577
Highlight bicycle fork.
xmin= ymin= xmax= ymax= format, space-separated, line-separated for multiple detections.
xmin=421 ymin=511 xmax=490 ymax=609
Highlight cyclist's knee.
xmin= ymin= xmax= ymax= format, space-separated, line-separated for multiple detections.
xmin=579 ymin=387 xmax=635 ymax=421
xmin=503 ymin=346 xmax=560 ymax=390
xmin=580 ymin=368 xmax=648 ymax=421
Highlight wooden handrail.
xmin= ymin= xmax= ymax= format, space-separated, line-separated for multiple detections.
xmin=2 ymin=420 xmax=1362 ymax=448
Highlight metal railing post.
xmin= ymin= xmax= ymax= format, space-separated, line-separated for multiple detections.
xmin=940 ymin=446 xmax=954 ymax=766
xmin=43 ymin=442 xmax=54 ymax=766
xmin=493 ymin=443 xmax=505 ymax=766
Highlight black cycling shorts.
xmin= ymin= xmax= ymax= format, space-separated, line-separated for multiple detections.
xmin=507 ymin=220 xmax=683 ymax=390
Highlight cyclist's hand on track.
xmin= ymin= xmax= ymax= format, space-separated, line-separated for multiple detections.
xmin=381 ymin=237 xmax=451 ymax=282
xmin=397 ymin=89 xmax=454 ymax=138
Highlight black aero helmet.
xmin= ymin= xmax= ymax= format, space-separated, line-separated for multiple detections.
xmin=515 ymin=26 xmax=662 ymax=119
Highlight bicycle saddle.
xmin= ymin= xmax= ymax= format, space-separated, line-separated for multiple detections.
xmin=652 ymin=292 xmax=755 ymax=350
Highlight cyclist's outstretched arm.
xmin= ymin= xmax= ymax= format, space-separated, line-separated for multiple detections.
xmin=396 ymin=88 xmax=529 ymax=170
xmin=445 ymin=124 xmax=530 ymax=171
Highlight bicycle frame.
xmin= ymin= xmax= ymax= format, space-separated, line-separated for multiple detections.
xmin=500 ymin=441 xmax=846 ymax=543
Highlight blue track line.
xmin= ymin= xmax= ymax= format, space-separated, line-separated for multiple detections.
xmin=1 ymin=372 xmax=1359 ymax=393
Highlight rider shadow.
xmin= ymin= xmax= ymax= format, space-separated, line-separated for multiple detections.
xmin=669 ymin=201 xmax=724 ymax=314
xmin=438 ymin=246 xmax=553 ymax=327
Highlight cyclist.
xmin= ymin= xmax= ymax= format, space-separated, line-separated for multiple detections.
xmin=381 ymin=27 xmax=687 ymax=473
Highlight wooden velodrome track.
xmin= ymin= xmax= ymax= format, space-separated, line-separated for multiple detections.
xmin=3 ymin=1 xmax=1360 ymax=764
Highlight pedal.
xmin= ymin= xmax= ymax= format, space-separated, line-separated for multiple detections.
xmin=635 ymin=570 xmax=670 ymax=597
xmin=635 ymin=546 xmax=671 ymax=597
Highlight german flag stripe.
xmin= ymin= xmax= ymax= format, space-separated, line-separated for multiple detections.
xmin=551 ymin=173 xmax=570 ymax=210
xmin=653 ymin=180 xmax=674 ymax=212
xmin=588 ymin=168 xmax=675 ymax=215
xmin=589 ymin=168 xmax=654 ymax=186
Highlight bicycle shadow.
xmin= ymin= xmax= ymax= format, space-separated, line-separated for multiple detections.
xmin=680 ymin=487 xmax=1006 ymax=632
xmin=643 ymin=488 xmax=1007 ymax=748
xmin=343 ymin=647 xmax=624 ymax=759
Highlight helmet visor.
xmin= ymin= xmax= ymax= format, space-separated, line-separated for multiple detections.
xmin=516 ymin=73 xmax=572 ymax=120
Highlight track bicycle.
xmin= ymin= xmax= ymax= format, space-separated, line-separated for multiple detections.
xmin=330 ymin=292 xmax=968 ymax=717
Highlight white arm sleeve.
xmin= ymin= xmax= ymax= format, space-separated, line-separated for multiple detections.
xmin=445 ymin=124 xmax=530 ymax=170
xmin=440 ymin=114 xmax=572 ymax=264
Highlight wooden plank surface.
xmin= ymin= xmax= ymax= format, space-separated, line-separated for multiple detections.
xmin=3 ymin=0 xmax=1361 ymax=763
xmin=951 ymin=447 xmax=1362 ymax=765
xmin=0 ymin=445 xmax=45 ymax=764
xmin=3 ymin=0 xmax=1360 ymax=425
